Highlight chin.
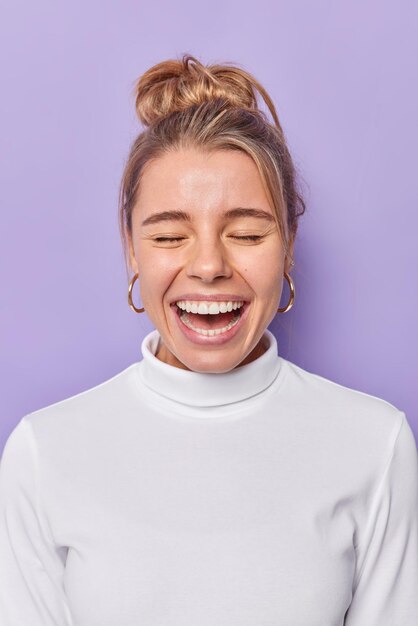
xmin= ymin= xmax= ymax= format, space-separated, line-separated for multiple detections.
xmin=179 ymin=349 xmax=247 ymax=374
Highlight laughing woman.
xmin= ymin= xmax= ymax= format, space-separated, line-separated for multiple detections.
xmin=1 ymin=54 xmax=417 ymax=625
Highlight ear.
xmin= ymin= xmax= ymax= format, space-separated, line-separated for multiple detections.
xmin=127 ymin=234 xmax=139 ymax=274
xmin=284 ymin=233 xmax=296 ymax=274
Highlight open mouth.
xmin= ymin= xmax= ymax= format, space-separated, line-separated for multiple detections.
xmin=171 ymin=301 xmax=249 ymax=336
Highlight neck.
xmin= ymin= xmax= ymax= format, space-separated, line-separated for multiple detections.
xmin=155 ymin=335 xmax=269 ymax=371
xmin=137 ymin=327 xmax=284 ymax=408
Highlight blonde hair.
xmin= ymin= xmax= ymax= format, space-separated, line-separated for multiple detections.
xmin=119 ymin=53 xmax=306 ymax=275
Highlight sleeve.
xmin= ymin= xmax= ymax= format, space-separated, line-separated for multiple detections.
xmin=0 ymin=417 xmax=73 ymax=625
xmin=344 ymin=411 xmax=418 ymax=625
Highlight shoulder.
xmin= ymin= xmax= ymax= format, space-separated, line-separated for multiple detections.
xmin=280 ymin=359 xmax=417 ymax=514
xmin=280 ymin=357 xmax=410 ymax=454
xmin=8 ymin=363 xmax=139 ymax=448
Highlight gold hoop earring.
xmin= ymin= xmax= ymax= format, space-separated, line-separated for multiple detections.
xmin=277 ymin=271 xmax=295 ymax=313
xmin=128 ymin=273 xmax=145 ymax=313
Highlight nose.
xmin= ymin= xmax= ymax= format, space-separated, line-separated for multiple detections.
xmin=185 ymin=236 xmax=233 ymax=283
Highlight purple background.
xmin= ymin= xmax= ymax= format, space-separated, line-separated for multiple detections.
xmin=1 ymin=0 xmax=417 ymax=448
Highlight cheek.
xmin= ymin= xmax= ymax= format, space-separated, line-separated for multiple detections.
xmin=137 ymin=250 xmax=179 ymax=302
xmin=237 ymin=250 xmax=283 ymax=294
xmin=249 ymin=269 xmax=282 ymax=301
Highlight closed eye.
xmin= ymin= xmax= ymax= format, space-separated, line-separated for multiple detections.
xmin=153 ymin=237 xmax=184 ymax=242
xmin=232 ymin=235 xmax=263 ymax=241
xmin=153 ymin=235 xmax=263 ymax=242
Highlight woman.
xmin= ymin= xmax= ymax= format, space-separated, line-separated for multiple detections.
xmin=1 ymin=54 xmax=417 ymax=625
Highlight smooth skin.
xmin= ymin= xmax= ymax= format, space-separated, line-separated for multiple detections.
xmin=128 ymin=148 xmax=294 ymax=373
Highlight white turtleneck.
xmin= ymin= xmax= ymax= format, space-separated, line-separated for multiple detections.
xmin=1 ymin=328 xmax=417 ymax=625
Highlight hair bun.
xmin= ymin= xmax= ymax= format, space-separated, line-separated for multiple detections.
xmin=134 ymin=53 xmax=276 ymax=127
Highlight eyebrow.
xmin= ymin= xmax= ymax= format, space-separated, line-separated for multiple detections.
xmin=141 ymin=207 xmax=275 ymax=227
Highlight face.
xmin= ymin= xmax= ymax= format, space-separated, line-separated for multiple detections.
xmin=128 ymin=147 xmax=294 ymax=373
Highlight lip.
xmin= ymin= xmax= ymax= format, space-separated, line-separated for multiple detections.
xmin=171 ymin=300 xmax=250 ymax=346
xmin=170 ymin=293 xmax=249 ymax=303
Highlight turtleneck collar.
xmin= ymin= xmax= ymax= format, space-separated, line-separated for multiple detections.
xmin=137 ymin=328 xmax=283 ymax=408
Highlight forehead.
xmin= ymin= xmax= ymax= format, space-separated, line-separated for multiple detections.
xmin=135 ymin=148 xmax=271 ymax=214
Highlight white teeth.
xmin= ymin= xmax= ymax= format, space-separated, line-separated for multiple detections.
xmin=197 ymin=302 xmax=208 ymax=315
xmin=175 ymin=300 xmax=244 ymax=314
xmin=179 ymin=309 xmax=242 ymax=335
